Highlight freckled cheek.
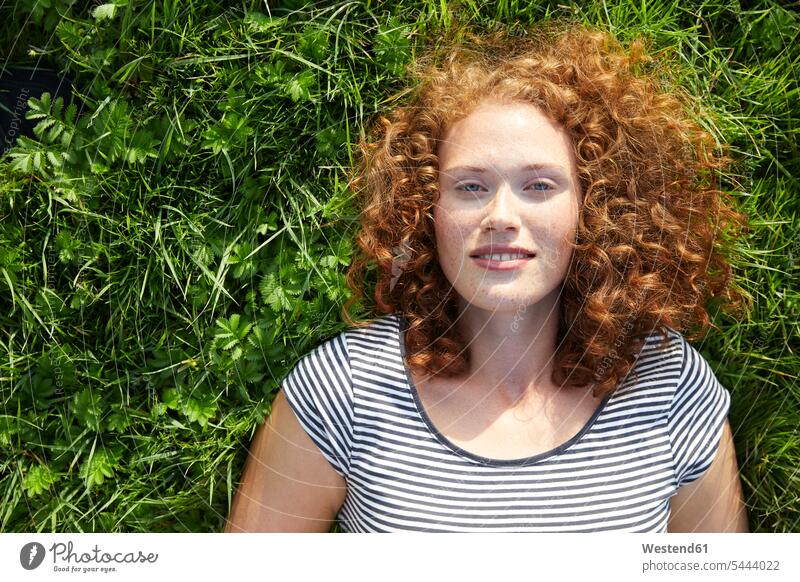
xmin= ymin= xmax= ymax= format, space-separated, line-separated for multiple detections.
xmin=433 ymin=211 xmax=474 ymax=266
xmin=521 ymin=212 xmax=578 ymax=270
xmin=435 ymin=230 xmax=468 ymax=264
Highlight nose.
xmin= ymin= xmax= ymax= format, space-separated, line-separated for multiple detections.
xmin=481 ymin=182 xmax=521 ymax=232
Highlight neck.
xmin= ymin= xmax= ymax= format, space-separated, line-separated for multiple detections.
xmin=453 ymin=287 xmax=564 ymax=406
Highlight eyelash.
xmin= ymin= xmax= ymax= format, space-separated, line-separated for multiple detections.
xmin=456 ymin=181 xmax=553 ymax=193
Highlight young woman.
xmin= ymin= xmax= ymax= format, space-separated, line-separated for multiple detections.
xmin=225 ymin=21 xmax=750 ymax=533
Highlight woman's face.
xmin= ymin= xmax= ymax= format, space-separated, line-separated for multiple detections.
xmin=434 ymin=98 xmax=582 ymax=314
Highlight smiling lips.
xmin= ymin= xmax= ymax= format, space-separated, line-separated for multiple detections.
xmin=469 ymin=245 xmax=536 ymax=271
xmin=471 ymin=255 xmax=534 ymax=270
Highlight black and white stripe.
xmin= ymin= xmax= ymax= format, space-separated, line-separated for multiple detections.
xmin=281 ymin=313 xmax=730 ymax=532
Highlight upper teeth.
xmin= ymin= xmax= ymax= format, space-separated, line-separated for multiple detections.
xmin=477 ymin=253 xmax=530 ymax=261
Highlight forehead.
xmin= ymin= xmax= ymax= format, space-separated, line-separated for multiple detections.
xmin=438 ymin=98 xmax=575 ymax=169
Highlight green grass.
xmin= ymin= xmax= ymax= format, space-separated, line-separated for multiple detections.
xmin=0 ymin=0 xmax=797 ymax=532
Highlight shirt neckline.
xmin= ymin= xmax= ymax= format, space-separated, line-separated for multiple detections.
xmin=395 ymin=312 xmax=613 ymax=467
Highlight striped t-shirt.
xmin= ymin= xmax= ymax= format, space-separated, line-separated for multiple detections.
xmin=280 ymin=312 xmax=731 ymax=532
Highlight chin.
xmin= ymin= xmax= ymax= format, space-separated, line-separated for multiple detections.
xmin=457 ymin=292 xmax=540 ymax=313
xmin=455 ymin=283 xmax=563 ymax=313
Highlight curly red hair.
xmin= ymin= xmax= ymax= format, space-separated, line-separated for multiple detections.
xmin=340 ymin=20 xmax=750 ymax=398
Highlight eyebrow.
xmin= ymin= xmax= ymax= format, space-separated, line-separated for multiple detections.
xmin=440 ymin=163 xmax=566 ymax=175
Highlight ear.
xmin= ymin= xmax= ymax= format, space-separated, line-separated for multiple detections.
xmin=390 ymin=241 xmax=413 ymax=291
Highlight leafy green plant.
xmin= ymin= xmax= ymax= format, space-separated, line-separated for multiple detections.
xmin=0 ymin=0 xmax=796 ymax=534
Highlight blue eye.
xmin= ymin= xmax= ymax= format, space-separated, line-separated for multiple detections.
xmin=457 ymin=183 xmax=484 ymax=193
xmin=528 ymin=181 xmax=552 ymax=191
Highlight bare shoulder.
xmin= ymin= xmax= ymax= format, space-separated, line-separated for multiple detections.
xmin=668 ymin=419 xmax=749 ymax=532
xmin=225 ymin=389 xmax=348 ymax=532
